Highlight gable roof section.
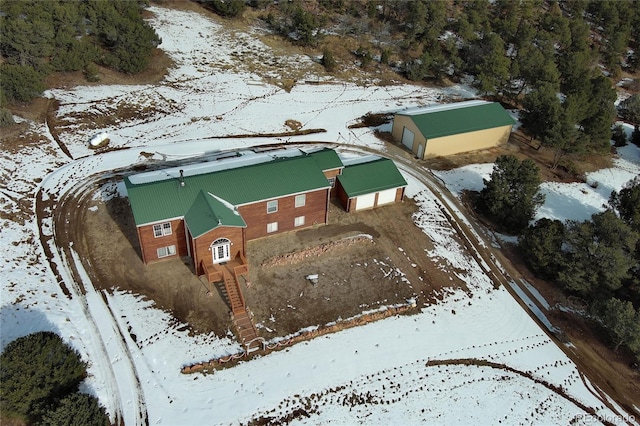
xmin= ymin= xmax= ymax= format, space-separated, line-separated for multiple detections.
xmin=396 ymin=101 xmax=515 ymax=140
xmin=308 ymin=148 xmax=343 ymax=171
xmin=185 ymin=191 xmax=246 ymax=239
xmin=337 ymin=158 xmax=407 ymax=198
xmin=125 ymin=155 xmax=330 ymax=226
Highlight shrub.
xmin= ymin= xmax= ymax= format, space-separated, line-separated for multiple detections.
xmin=0 ymin=64 xmax=45 ymax=102
xmin=611 ymin=124 xmax=627 ymax=147
xmin=0 ymin=108 xmax=15 ymax=127
xmin=322 ymin=47 xmax=337 ymax=72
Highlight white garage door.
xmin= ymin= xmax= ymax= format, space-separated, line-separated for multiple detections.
xmin=355 ymin=192 xmax=376 ymax=210
xmin=376 ymin=188 xmax=397 ymax=206
xmin=401 ymin=127 xmax=415 ymax=150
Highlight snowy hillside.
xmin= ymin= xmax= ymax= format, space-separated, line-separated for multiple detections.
xmin=1 ymin=5 xmax=638 ymax=425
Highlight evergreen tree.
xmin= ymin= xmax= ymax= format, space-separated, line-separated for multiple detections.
xmin=474 ymin=32 xmax=510 ymax=96
xmin=203 ymin=0 xmax=246 ymax=18
xmin=558 ymin=211 xmax=638 ymax=298
xmin=518 ymin=218 xmax=565 ymax=280
xmin=0 ymin=332 xmax=87 ymax=424
xmin=520 ymin=81 xmax=561 ymax=144
xmin=322 ymin=47 xmax=337 ymax=72
xmin=477 ymin=155 xmax=545 ymax=234
xmin=0 ymin=64 xmax=45 ymax=102
xmin=41 ymin=392 xmax=109 ymax=426
xmin=611 ymin=124 xmax=627 ymax=147
xmin=594 ymin=298 xmax=640 ymax=355
xmin=618 ymin=95 xmax=640 ymax=140
xmin=610 ymin=177 xmax=640 ymax=233
xmin=579 ymin=75 xmax=617 ymax=154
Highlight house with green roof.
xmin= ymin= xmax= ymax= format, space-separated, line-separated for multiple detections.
xmin=391 ymin=100 xmax=516 ymax=159
xmin=125 ymin=148 xmax=334 ymax=271
xmin=124 ymin=147 xmax=405 ymax=316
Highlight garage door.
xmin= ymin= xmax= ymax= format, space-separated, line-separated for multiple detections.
xmin=376 ymin=188 xmax=397 ymax=206
xmin=401 ymin=127 xmax=414 ymax=150
xmin=355 ymin=192 xmax=376 ymax=210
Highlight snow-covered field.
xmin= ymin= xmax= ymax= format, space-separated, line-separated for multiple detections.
xmin=2 ymin=5 xmax=639 ymax=425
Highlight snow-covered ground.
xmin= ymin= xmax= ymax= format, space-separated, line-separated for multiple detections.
xmin=2 ymin=5 xmax=639 ymax=425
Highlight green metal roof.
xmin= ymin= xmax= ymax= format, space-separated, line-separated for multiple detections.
xmin=184 ymin=190 xmax=246 ymax=238
xmin=337 ymin=158 xmax=407 ymax=198
xmin=125 ymin=155 xmax=330 ymax=227
xmin=398 ymin=102 xmax=515 ymax=140
xmin=308 ymin=148 xmax=343 ymax=171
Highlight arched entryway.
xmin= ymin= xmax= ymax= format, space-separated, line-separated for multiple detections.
xmin=210 ymin=238 xmax=231 ymax=264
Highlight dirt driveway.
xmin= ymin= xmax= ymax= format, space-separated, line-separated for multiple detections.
xmin=80 ymin=184 xmax=463 ymax=339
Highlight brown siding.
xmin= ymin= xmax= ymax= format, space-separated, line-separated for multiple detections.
xmin=238 ymin=189 xmax=329 ymax=241
xmin=138 ymin=218 xmax=187 ymax=264
xmin=192 ymin=226 xmax=245 ymax=275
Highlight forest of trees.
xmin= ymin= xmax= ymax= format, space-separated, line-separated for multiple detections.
xmin=477 ymin=156 xmax=640 ymax=360
xmin=518 ymin=178 xmax=640 ymax=359
xmin=3 ymin=0 xmax=640 ymax=156
xmin=0 ymin=0 xmax=160 ymax=108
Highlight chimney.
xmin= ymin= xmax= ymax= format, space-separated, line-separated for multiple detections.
xmin=179 ymin=169 xmax=185 ymax=187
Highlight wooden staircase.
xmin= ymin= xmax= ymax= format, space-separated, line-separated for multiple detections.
xmin=202 ymin=260 xmax=263 ymax=353
xmin=222 ymin=269 xmax=245 ymax=315
xmin=222 ymin=269 xmax=264 ymax=352
xmin=233 ymin=310 xmax=263 ymax=353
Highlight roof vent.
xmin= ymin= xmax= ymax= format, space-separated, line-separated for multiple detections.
xmin=179 ymin=169 xmax=185 ymax=187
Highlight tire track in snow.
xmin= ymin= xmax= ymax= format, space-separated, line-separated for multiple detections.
xmin=38 ymin=171 xmax=149 ymax=426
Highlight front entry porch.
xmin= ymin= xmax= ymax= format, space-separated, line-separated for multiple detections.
xmin=200 ymin=252 xmax=249 ymax=314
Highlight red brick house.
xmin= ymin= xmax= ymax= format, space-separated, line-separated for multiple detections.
xmin=124 ymin=147 xmax=406 ymax=315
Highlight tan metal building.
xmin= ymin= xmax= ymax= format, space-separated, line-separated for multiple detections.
xmin=391 ymin=100 xmax=516 ymax=159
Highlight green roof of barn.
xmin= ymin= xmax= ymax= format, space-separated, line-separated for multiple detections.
xmin=397 ymin=102 xmax=515 ymax=140
xmin=184 ymin=190 xmax=247 ymax=238
xmin=308 ymin=148 xmax=343 ymax=171
xmin=125 ymin=155 xmax=330 ymax=226
xmin=337 ymin=158 xmax=407 ymax=198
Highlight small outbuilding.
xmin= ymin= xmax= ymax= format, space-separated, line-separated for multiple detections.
xmin=391 ymin=100 xmax=516 ymax=159
xmin=336 ymin=158 xmax=407 ymax=212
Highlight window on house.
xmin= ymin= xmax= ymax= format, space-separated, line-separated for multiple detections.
xmin=157 ymin=245 xmax=176 ymax=258
xmin=295 ymin=194 xmax=306 ymax=207
xmin=267 ymin=200 xmax=278 ymax=213
xmin=327 ymin=177 xmax=336 ymax=188
xmin=294 ymin=216 xmax=305 ymax=227
xmin=267 ymin=222 xmax=278 ymax=233
xmin=153 ymin=222 xmax=172 ymax=237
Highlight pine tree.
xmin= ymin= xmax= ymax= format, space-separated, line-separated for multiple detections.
xmin=0 ymin=332 xmax=87 ymax=424
xmin=477 ymin=155 xmax=545 ymax=234
xmin=558 ymin=211 xmax=638 ymax=298
xmin=41 ymin=393 xmax=109 ymax=426
xmin=518 ymin=218 xmax=565 ymax=280
xmin=595 ymin=298 xmax=640 ymax=354
xmin=610 ymin=177 xmax=640 ymax=233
